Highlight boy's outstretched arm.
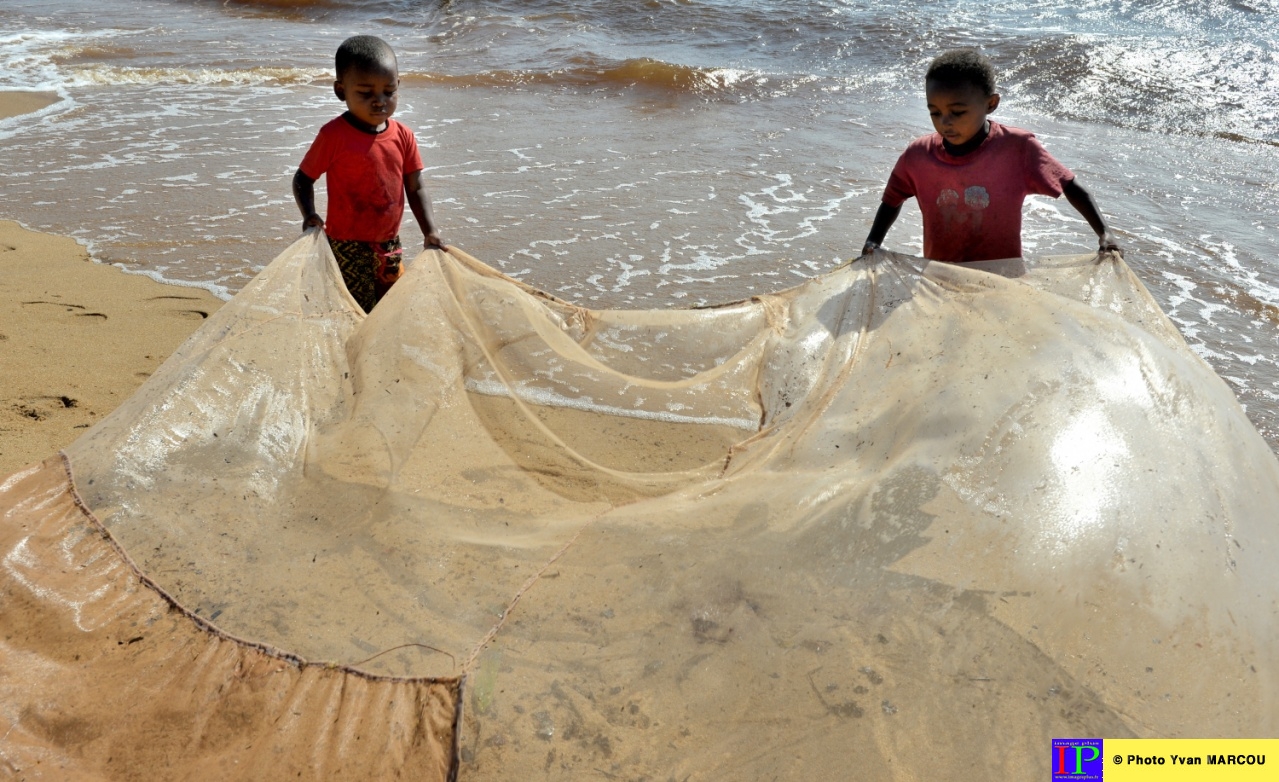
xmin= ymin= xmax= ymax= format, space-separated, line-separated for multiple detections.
xmin=405 ymin=170 xmax=446 ymax=250
xmin=292 ymin=170 xmax=324 ymax=231
xmin=861 ymin=202 xmax=902 ymax=256
xmin=1062 ymin=178 xmax=1120 ymax=253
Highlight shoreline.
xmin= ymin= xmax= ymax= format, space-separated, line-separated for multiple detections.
xmin=1 ymin=90 xmax=222 ymax=476
xmin=0 ymin=219 xmax=223 ymax=477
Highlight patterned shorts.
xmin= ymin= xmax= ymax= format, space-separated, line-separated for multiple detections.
xmin=327 ymin=236 xmax=405 ymax=313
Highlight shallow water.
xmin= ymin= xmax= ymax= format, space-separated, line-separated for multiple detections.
xmin=1 ymin=0 xmax=1277 ymax=448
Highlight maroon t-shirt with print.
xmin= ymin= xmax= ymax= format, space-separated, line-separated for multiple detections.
xmin=881 ymin=121 xmax=1073 ymax=263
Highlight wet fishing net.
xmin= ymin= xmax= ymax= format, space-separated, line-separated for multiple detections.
xmin=3 ymin=232 xmax=1276 ymax=780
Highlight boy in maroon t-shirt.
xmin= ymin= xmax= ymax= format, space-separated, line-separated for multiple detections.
xmin=293 ymin=35 xmax=445 ymax=313
xmin=861 ymin=48 xmax=1119 ymax=264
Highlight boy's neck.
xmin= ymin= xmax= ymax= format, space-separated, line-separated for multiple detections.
xmin=342 ymin=111 xmax=388 ymax=135
xmin=941 ymin=120 xmax=991 ymax=157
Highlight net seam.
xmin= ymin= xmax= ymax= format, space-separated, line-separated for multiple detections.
xmin=459 ymin=513 xmax=601 ymax=673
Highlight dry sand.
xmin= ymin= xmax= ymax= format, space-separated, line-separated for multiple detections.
xmin=0 ymin=217 xmax=222 ymax=476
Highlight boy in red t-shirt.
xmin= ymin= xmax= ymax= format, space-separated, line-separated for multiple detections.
xmin=293 ymin=35 xmax=445 ymax=312
xmin=861 ymin=48 xmax=1119 ymax=264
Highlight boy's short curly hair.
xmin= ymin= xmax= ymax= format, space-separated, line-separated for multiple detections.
xmin=925 ymin=48 xmax=997 ymax=96
xmin=335 ymin=35 xmax=396 ymax=79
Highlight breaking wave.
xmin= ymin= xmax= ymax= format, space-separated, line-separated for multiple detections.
xmin=404 ymin=57 xmax=803 ymax=100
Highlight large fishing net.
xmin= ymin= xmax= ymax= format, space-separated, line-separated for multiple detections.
xmin=2 ymin=232 xmax=1276 ymax=780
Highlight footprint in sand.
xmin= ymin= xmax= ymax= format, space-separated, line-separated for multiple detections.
xmin=20 ymin=300 xmax=108 ymax=318
xmin=21 ymin=300 xmax=84 ymax=311
xmin=13 ymin=395 xmax=80 ymax=422
xmin=149 ymin=295 xmax=209 ymax=319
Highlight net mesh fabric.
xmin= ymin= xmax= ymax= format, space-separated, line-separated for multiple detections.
xmin=3 ymin=232 xmax=1276 ymax=779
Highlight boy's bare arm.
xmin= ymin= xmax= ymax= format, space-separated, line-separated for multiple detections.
xmin=404 ymin=170 xmax=446 ymax=249
xmin=292 ymin=170 xmax=324 ymax=230
xmin=862 ymin=202 xmax=902 ymax=256
xmin=1062 ymin=178 xmax=1120 ymax=253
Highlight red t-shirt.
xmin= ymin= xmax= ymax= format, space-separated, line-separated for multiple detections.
xmin=299 ymin=116 xmax=424 ymax=243
xmin=881 ymin=122 xmax=1073 ymax=263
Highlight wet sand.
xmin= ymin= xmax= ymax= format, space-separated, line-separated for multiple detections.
xmin=0 ymin=217 xmax=221 ymax=476
xmin=0 ymin=90 xmax=58 ymax=120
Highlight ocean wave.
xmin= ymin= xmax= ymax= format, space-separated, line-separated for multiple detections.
xmin=996 ymin=33 xmax=1279 ymax=144
xmin=10 ymin=35 xmax=798 ymax=100
xmin=0 ymin=30 xmax=85 ymax=92
xmin=218 ymin=0 xmax=347 ymax=9
xmin=59 ymin=64 xmax=326 ymax=88
xmin=0 ymin=27 xmax=328 ymax=92
xmin=403 ymin=57 xmax=803 ymax=100
xmin=49 ymin=43 xmax=142 ymax=63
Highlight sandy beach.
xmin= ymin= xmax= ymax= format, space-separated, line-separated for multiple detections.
xmin=0 ymin=217 xmax=222 ymax=476
xmin=0 ymin=90 xmax=57 ymax=120
xmin=0 ymin=90 xmax=223 ymax=476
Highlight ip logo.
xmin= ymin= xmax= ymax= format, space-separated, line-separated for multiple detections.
xmin=1052 ymin=738 xmax=1103 ymax=780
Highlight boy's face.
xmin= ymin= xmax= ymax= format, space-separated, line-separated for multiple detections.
xmin=926 ymin=79 xmax=1000 ymax=146
xmin=334 ymin=57 xmax=399 ymax=130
